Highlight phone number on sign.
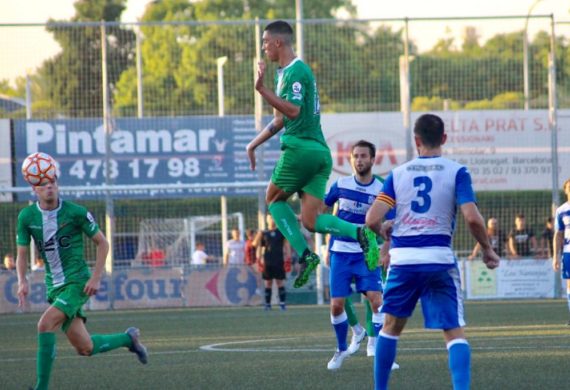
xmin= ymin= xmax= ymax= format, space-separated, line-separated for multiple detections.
xmin=67 ymin=158 xmax=200 ymax=180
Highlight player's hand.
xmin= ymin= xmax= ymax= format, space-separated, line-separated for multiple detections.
xmin=246 ymin=142 xmax=257 ymax=170
xmin=255 ymin=60 xmax=266 ymax=91
xmin=17 ymin=279 xmax=29 ymax=307
xmin=481 ymin=249 xmax=500 ymax=270
xmin=379 ymin=220 xmax=394 ymax=241
xmin=84 ymin=276 xmax=101 ymax=296
xmin=553 ymin=258 xmax=561 ymax=272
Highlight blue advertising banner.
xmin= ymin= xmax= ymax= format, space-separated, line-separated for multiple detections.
xmin=14 ymin=116 xmax=279 ymax=199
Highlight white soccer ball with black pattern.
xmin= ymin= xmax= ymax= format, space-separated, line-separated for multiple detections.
xmin=21 ymin=152 xmax=58 ymax=186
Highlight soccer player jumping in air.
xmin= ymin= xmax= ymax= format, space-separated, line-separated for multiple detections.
xmin=16 ymin=159 xmax=148 ymax=390
xmin=247 ymin=20 xmax=378 ymax=288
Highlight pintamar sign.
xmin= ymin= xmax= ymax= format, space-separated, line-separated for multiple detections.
xmin=25 ymin=122 xmax=218 ymax=155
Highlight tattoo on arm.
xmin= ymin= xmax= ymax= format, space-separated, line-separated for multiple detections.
xmin=267 ymin=122 xmax=280 ymax=135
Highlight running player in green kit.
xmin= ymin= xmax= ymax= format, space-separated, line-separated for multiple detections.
xmin=16 ymin=162 xmax=147 ymax=390
xmin=246 ymin=20 xmax=378 ymax=288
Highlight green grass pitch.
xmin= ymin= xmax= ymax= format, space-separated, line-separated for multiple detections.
xmin=1 ymin=300 xmax=569 ymax=389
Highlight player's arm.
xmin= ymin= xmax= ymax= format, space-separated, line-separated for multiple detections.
xmin=16 ymin=245 xmax=29 ymax=307
xmin=507 ymin=234 xmax=518 ymax=258
xmin=461 ymin=203 xmax=499 ymax=269
xmin=84 ymin=231 xmax=109 ymax=296
xmin=553 ymin=230 xmax=563 ymax=271
xmin=246 ymin=109 xmax=284 ymax=171
xmin=255 ymin=60 xmax=300 ymax=119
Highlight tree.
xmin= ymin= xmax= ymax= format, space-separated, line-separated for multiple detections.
xmin=40 ymin=0 xmax=135 ymax=117
xmin=113 ymin=0 xmax=358 ymax=116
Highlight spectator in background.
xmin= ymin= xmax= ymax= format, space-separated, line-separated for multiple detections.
xmin=508 ymin=213 xmax=538 ymax=259
xmin=191 ymin=242 xmax=211 ymax=266
xmin=1 ymin=253 xmax=16 ymax=271
xmin=224 ymin=228 xmax=245 ymax=265
xmin=140 ymin=246 xmax=166 ymax=267
xmin=540 ymin=217 xmax=554 ymax=259
xmin=468 ymin=217 xmax=506 ymax=259
xmin=32 ymin=256 xmax=45 ymax=272
xmin=244 ymin=229 xmax=259 ymax=267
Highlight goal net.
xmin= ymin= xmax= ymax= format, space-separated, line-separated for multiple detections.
xmin=134 ymin=213 xmax=244 ymax=267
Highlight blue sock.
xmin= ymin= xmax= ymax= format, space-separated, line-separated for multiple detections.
xmin=374 ymin=331 xmax=398 ymax=390
xmin=331 ymin=311 xmax=349 ymax=351
xmin=372 ymin=311 xmax=384 ymax=337
xmin=448 ymin=339 xmax=471 ymax=390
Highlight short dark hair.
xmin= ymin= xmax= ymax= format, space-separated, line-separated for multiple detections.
xmin=264 ymin=20 xmax=293 ymax=43
xmin=351 ymin=140 xmax=376 ymax=159
xmin=414 ymin=114 xmax=445 ymax=148
xmin=516 ymin=213 xmax=525 ymax=219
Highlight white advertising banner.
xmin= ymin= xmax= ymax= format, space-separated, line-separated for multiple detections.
xmin=322 ymin=110 xmax=569 ymax=191
xmin=0 ymin=119 xmax=12 ymax=201
xmin=465 ymin=259 xmax=556 ymax=299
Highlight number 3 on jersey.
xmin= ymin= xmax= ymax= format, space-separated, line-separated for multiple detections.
xmin=411 ymin=176 xmax=432 ymax=213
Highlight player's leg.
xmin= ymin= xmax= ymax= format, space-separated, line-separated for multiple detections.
xmin=566 ymin=279 xmax=570 ymax=325
xmin=302 ymin=192 xmax=379 ymax=270
xmin=421 ymin=265 xmax=469 ymax=390
xmin=345 ymin=297 xmax=366 ymax=355
xmin=375 ymin=267 xmax=423 ymax=390
xmin=443 ymin=328 xmax=471 ymax=390
xmin=562 ymin=256 xmax=570 ymax=324
xmin=276 ymin=273 xmax=287 ymax=311
xmin=263 ymin=273 xmax=273 ymax=310
xmin=33 ymin=305 xmax=67 ymax=390
xmin=327 ymin=252 xmax=353 ymax=370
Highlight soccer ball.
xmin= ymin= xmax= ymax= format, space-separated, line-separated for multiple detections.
xmin=21 ymin=152 xmax=58 ymax=186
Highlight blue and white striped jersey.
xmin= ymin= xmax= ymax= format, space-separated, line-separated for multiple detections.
xmin=325 ymin=175 xmax=385 ymax=253
xmin=377 ymin=156 xmax=476 ymax=266
xmin=554 ymin=202 xmax=570 ymax=255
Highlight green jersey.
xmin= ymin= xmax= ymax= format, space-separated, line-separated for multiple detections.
xmin=275 ymin=58 xmax=329 ymax=151
xmin=16 ymin=200 xmax=100 ymax=293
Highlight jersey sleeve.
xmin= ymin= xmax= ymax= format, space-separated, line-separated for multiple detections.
xmin=79 ymin=208 xmax=100 ymax=238
xmin=16 ymin=211 xmax=31 ymax=246
xmin=324 ymin=181 xmax=340 ymax=207
xmin=555 ymin=209 xmax=563 ymax=232
xmin=455 ymin=167 xmax=477 ymax=205
xmin=375 ymin=173 xmax=396 ymax=208
xmin=281 ymin=73 xmax=306 ymax=107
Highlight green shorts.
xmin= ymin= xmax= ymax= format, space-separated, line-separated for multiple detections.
xmin=48 ymin=281 xmax=89 ymax=333
xmin=271 ymin=147 xmax=332 ymax=199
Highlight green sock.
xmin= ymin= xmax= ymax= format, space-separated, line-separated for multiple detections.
xmin=344 ymin=297 xmax=359 ymax=327
xmin=268 ymin=201 xmax=308 ymax=256
xmin=315 ymin=214 xmax=358 ymax=239
xmin=365 ymin=300 xmax=375 ymax=336
xmin=90 ymin=333 xmax=132 ymax=356
xmin=35 ymin=332 xmax=56 ymax=390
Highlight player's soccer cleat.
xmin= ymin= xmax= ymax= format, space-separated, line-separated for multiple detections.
xmin=279 ymin=303 xmax=287 ymax=311
xmin=391 ymin=362 xmax=400 ymax=370
xmin=126 ymin=327 xmax=148 ymax=364
xmin=264 ymin=304 xmax=272 ymax=311
xmin=347 ymin=330 xmax=366 ymax=355
xmin=294 ymin=250 xmax=320 ymax=288
xmin=357 ymin=227 xmax=380 ymax=271
xmin=327 ymin=349 xmax=350 ymax=370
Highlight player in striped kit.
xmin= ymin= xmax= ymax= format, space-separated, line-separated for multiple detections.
xmin=366 ymin=114 xmax=500 ymax=390
xmin=553 ymin=178 xmax=570 ymax=325
xmin=324 ymin=140 xmax=398 ymax=370
xmin=16 ymin=169 xmax=147 ymax=390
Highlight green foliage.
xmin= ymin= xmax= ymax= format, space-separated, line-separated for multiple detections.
xmin=40 ymin=0 xmax=135 ymax=117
